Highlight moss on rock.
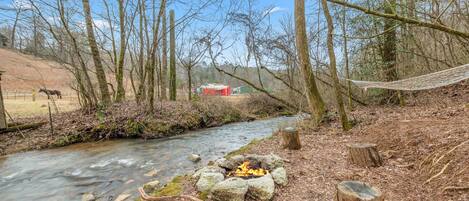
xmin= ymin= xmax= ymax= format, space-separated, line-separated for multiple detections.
xmin=151 ymin=175 xmax=187 ymax=197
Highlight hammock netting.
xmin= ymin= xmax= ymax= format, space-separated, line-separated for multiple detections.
xmin=350 ymin=64 xmax=469 ymax=91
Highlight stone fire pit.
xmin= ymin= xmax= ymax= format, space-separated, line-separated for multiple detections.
xmin=192 ymin=154 xmax=287 ymax=201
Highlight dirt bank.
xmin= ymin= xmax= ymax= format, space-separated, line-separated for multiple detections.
xmin=171 ymin=82 xmax=468 ymax=201
xmin=237 ymin=83 xmax=468 ymax=200
xmin=0 ymin=99 xmax=251 ymax=156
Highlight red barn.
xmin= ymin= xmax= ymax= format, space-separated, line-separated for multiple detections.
xmin=199 ymin=84 xmax=231 ymax=96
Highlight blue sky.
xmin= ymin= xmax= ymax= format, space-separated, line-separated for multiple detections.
xmin=0 ymin=0 xmax=335 ymax=68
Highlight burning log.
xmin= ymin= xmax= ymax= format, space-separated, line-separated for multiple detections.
xmin=336 ymin=181 xmax=383 ymax=201
xmin=281 ymin=127 xmax=301 ymax=150
xmin=347 ymin=143 xmax=382 ymax=167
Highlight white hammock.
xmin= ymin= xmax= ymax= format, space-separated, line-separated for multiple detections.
xmin=350 ymin=63 xmax=469 ymax=91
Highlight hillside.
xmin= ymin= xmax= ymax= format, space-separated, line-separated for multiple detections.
xmin=0 ymin=48 xmax=73 ymax=92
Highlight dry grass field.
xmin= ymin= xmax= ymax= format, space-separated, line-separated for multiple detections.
xmin=4 ymin=96 xmax=80 ymax=118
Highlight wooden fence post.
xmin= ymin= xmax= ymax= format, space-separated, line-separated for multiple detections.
xmin=0 ymin=71 xmax=7 ymax=129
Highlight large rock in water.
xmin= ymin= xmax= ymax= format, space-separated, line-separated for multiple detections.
xmin=81 ymin=193 xmax=95 ymax=201
xmin=196 ymin=172 xmax=224 ymax=193
xmin=189 ymin=154 xmax=201 ymax=162
xmin=210 ymin=177 xmax=248 ymax=201
xmin=246 ymin=174 xmax=275 ymax=201
xmin=271 ymin=167 xmax=288 ymax=186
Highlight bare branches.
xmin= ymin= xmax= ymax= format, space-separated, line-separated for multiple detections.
xmin=327 ymin=0 xmax=469 ymax=38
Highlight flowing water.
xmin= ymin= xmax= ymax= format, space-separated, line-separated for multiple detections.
xmin=0 ymin=116 xmax=297 ymax=201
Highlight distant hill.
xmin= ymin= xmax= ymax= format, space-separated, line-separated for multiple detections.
xmin=0 ymin=48 xmax=73 ymax=92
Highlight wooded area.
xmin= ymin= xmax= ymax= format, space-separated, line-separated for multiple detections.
xmin=0 ymin=0 xmax=468 ymax=200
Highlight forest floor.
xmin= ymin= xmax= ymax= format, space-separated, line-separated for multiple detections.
xmin=0 ymin=95 xmax=293 ymax=156
xmin=173 ymin=82 xmax=468 ymax=201
xmin=237 ymin=82 xmax=469 ymax=201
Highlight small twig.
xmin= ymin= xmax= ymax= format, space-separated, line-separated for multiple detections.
xmin=433 ymin=140 xmax=468 ymax=166
xmin=424 ymin=160 xmax=451 ymax=184
xmin=443 ymin=186 xmax=469 ymax=191
xmin=396 ymin=163 xmax=413 ymax=168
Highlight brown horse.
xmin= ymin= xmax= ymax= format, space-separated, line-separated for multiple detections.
xmin=39 ymin=88 xmax=62 ymax=99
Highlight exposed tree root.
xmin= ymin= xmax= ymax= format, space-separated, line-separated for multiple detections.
xmin=424 ymin=160 xmax=451 ymax=184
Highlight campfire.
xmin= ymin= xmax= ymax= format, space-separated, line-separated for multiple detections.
xmin=193 ymin=154 xmax=287 ymax=201
xmin=228 ymin=161 xmax=268 ymax=178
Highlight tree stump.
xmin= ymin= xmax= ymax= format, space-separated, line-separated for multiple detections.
xmin=336 ymin=181 xmax=383 ymax=201
xmin=347 ymin=143 xmax=382 ymax=167
xmin=281 ymin=127 xmax=301 ymax=150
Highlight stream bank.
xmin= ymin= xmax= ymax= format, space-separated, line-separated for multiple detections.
xmin=0 ymin=115 xmax=298 ymax=201
xmin=0 ymin=97 xmax=294 ymax=156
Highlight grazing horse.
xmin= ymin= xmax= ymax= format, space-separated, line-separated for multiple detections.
xmin=39 ymin=88 xmax=62 ymax=99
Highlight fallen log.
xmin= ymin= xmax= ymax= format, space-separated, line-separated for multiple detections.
xmin=347 ymin=143 xmax=383 ymax=167
xmin=0 ymin=122 xmax=47 ymax=134
xmin=336 ymin=181 xmax=383 ymax=201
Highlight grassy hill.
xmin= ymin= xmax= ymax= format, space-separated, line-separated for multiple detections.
xmin=0 ymin=48 xmax=73 ymax=93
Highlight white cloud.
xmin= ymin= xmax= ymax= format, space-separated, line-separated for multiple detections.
xmin=93 ymin=19 xmax=110 ymax=29
xmin=77 ymin=19 xmax=110 ymax=30
xmin=263 ymin=6 xmax=285 ymax=16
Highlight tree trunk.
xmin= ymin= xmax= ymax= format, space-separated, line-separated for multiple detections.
xmin=336 ymin=181 xmax=383 ymax=201
xmin=160 ymin=8 xmax=168 ymax=100
xmin=341 ymin=6 xmax=353 ymax=109
xmin=347 ymin=143 xmax=383 ymax=167
xmin=169 ymin=9 xmax=177 ymax=101
xmin=10 ymin=9 xmax=21 ymax=49
xmin=136 ymin=0 xmax=146 ymax=104
xmin=294 ymin=0 xmax=326 ymax=125
xmin=55 ymin=0 xmax=97 ymax=105
xmin=115 ymin=0 xmax=126 ymax=102
xmin=382 ymin=0 xmax=401 ymax=104
xmin=281 ymin=127 xmax=301 ymax=150
xmin=82 ymin=0 xmax=112 ymax=105
xmin=187 ymin=67 xmax=192 ymax=101
xmin=321 ymin=0 xmax=351 ymax=131
xmin=147 ymin=0 xmax=166 ymax=111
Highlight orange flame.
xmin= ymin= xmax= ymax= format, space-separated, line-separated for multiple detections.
xmin=231 ymin=161 xmax=268 ymax=177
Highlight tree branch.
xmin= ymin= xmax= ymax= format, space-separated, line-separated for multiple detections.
xmin=327 ymin=0 xmax=469 ymax=38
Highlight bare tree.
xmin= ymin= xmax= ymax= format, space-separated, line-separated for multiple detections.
xmin=321 ymin=0 xmax=351 ymax=130
xmin=82 ymin=0 xmax=112 ymax=105
xmin=160 ymin=6 xmax=168 ymax=100
xmin=177 ymin=30 xmax=207 ymax=100
xmin=169 ymin=9 xmax=176 ymax=101
xmin=294 ymin=0 xmax=326 ymax=124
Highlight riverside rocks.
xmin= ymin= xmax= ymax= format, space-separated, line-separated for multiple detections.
xmin=271 ymin=167 xmax=288 ymax=186
xmin=210 ymin=177 xmax=248 ymax=201
xmin=193 ymin=154 xmax=287 ymax=201
xmin=246 ymin=173 xmax=275 ymax=200
xmin=192 ymin=165 xmax=226 ymax=179
xmin=196 ymin=172 xmax=224 ymax=192
xmin=81 ymin=193 xmax=95 ymax=201
xmin=143 ymin=180 xmax=160 ymax=192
